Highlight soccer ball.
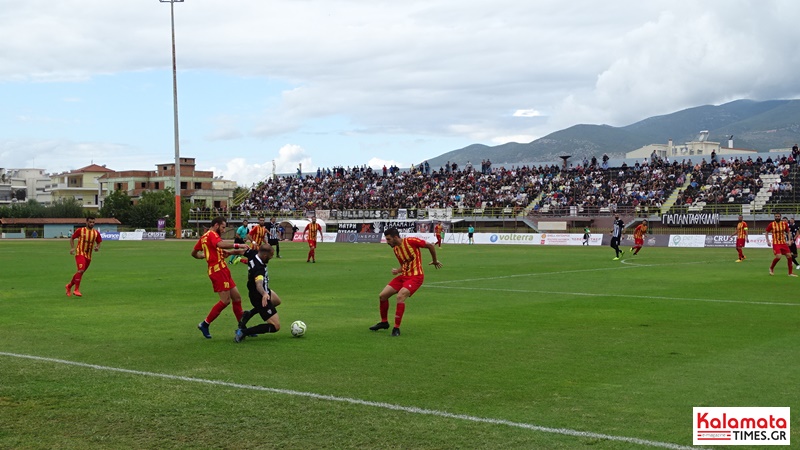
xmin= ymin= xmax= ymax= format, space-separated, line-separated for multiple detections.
xmin=290 ymin=320 xmax=307 ymax=337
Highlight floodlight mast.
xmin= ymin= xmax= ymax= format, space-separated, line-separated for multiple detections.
xmin=160 ymin=0 xmax=184 ymax=238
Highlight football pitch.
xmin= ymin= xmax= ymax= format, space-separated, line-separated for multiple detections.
xmin=1 ymin=239 xmax=797 ymax=449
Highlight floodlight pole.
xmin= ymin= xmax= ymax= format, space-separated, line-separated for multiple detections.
xmin=160 ymin=0 xmax=184 ymax=238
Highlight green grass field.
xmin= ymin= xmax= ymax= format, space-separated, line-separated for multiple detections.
xmin=1 ymin=239 xmax=798 ymax=449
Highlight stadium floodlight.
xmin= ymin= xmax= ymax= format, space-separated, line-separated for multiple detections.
xmin=160 ymin=0 xmax=184 ymax=238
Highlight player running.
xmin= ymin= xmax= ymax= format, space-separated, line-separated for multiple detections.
xmin=66 ymin=217 xmax=102 ymax=297
xmin=302 ymin=217 xmax=323 ymax=263
xmin=765 ymin=213 xmax=796 ymax=277
xmin=732 ymin=215 xmax=749 ymax=262
xmin=629 ymin=219 xmax=648 ymax=255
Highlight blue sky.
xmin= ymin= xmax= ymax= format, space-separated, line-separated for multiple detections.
xmin=2 ymin=0 xmax=799 ymax=186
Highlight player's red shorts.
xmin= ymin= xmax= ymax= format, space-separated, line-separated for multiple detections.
xmin=772 ymin=243 xmax=791 ymax=256
xmin=209 ymin=268 xmax=236 ymax=292
xmin=736 ymin=238 xmax=746 ymax=248
xmin=634 ymin=237 xmax=644 ymax=247
xmin=307 ymin=239 xmax=317 ymax=249
xmin=387 ymin=275 xmax=425 ymax=296
xmin=75 ymin=255 xmax=91 ymax=271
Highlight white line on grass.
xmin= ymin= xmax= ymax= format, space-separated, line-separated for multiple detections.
xmin=425 ymin=285 xmax=800 ymax=307
xmin=427 ymin=260 xmax=713 ymax=285
xmin=0 ymin=351 xmax=697 ymax=450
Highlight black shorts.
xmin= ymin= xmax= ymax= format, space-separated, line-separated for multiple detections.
xmin=468 ymin=233 xmax=473 ymax=238
xmin=791 ymin=242 xmax=798 ymax=256
xmin=248 ymin=289 xmax=277 ymax=321
xmin=268 ymin=238 xmax=280 ymax=246
xmin=611 ymin=237 xmax=621 ymax=247
xmin=234 ymin=237 xmax=246 ymax=244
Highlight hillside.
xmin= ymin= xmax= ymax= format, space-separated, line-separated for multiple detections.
xmin=426 ymin=99 xmax=800 ymax=168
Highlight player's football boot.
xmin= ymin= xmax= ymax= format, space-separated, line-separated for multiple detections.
xmin=198 ymin=321 xmax=212 ymax=339
xmin=234 ymin=329 xmax=246 ymax=343
xmin=391 ymin=327 xmax=401 ymax=337
xmin=369 ymin=321 xmax=390 ymax=331
xmin=72 ymin=289 xmax=82 ymax=297
xmin=65 ymin=284 xmax=72 ymax=297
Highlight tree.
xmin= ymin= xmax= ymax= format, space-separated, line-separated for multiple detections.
xmin=47 ymin=198 xmax=85 ymax=218
xmin=100 ymin=190 xmax=133 ymax=224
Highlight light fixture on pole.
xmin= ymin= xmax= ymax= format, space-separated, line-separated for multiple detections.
xmin=160 ymin=0 xmax=184 ymax=238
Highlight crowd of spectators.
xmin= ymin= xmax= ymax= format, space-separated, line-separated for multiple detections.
xmin=675 ymin=154 xmax=795 ymax=206
xmin=240 ymin=162 xmax=557 ymax=213
xmin=235 ymin=150 xmax=800 ymax=216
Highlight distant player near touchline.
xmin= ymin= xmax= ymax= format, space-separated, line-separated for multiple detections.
xmin=369 ymin=227 xmax=442 ymax=337
xmin=787 ymin=217 xmax=800 ymax=269
xmin=610 ymin=213 xmax=625 ymax=260
xmin=468 ymin=224 xmax=475 ymax=245
xmin=732 ymin=214 xmax=749 ymax=262
xmin=66 ymin=216 xmax=102 ymax=298
xmin=764 ymin=213 xmax=796 ymax=277
xmin=629 ymin=219 xmax=648 ymax=255
xmin=266 ymin=217 xmax=282 ymax=258
xmin=302 ymin=217 xmax=323 ymax=263
xmin=433 ymin=222 xmax=443 ymax=248
xmin=192 ymin=217 xmax=246 ymax=338
xmin=229 ymin=219 xmax=249 ymax=265
xmin=582 ymin=226 xmax=590 ymax=246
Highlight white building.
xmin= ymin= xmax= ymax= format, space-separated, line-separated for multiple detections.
xmin=0 ymin=168 xmax=51 ymax=205
xmin=626 ymin=132 xmax=757 ymax=161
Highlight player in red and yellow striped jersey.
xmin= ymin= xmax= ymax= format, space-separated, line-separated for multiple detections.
xmin=66 ymin=217 xmax=102 ymax=297
xmin=369 ymin=228 xmax=443 ymax=336
xmin=248 ymin=217 xmax=267 ymax=249
xmin=629 ymin=219 xmax=648 ymax=255
xmin=192 ymin=217 xmax=245 ymax=338
xmin=731 ymin=214 xmax=749 ymax=262
xmin=765 ymin=213 xmax=795 ymax=277
xmin=302 ymin=217 xmax=323 ymax=263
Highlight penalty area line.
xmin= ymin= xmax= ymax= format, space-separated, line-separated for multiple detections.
xmin=0 ymin=351 xmax=696 ymax=450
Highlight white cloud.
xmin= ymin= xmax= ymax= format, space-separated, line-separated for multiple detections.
xmin=367 ymin=157 xmax=404 ymax=170
xmin=513 ymin=109 xmax=544 ymax=118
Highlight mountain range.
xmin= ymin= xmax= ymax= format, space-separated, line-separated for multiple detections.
xmin=426 ymin=99 xmax=800 ymax=168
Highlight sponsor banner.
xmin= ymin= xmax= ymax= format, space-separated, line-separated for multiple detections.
xmin=142 ymin=231 xmax=166 ymax=241
xmin=538 ymin=233 xmax=603 ymax=246
xmin=100 ymin=231 xmax=120 ymax=241
xmin=335 ymin=232 xmax=383 ymax=243
xmin=337 ymin=223 xmax=376 ymax=233
xmin=119 ymin=231 xmax=143 ymax=241
xmin=480 ymin=233 xmax=541 ymax=245
xmin=668 ymin=235 xmax=706 ymax=248
xmin=314 ymin=210 xmax=331 ymax=221
xmin=693 ymin=407 xmax=790 ymax=446
xmin=291 ymin=232 xmax=336 ymax=243
xmin=662 ymin=212 xmax=720 ymax=226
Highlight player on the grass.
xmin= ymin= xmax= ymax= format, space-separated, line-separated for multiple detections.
xmin=732 ymin=214 xmax=749 ymax=262
xmin=764 ymin=213 xmax=796 ymax=277
xmin=629 ymin=219 xmax=648 ymax=255
xmin=248 ymin=217 xmax=267 ymax=250
xmin=369 ymin=228 xmax=442 ymax=337
xmin=434 ymin=222 xmax=443 ymax=248
xmin=192 ymin=217 xmax=245 ymax=338
xmin=227 ymin=243 xmax=282 ymax=343
xmin=66 ymin=216 xmax=102 ymax=297
xmin=266 ymin=217 xmax=282 ymax=258
xmin=302 ymin=216 xmax=323 ymax=263
xmin=229 ymin=219 xmax=250 ymax=265
xmin=610 ymin=213 xmax=625 ymax=260
xmin=787 ymin=217 xmax=799 ymax=269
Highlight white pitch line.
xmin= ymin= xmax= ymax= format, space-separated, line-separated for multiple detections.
xmin=427 ymin=260 xmax=713 ymax=285
xmin=0 ymin=351 xmax=698 ymax=450
xmin=425 ymin=285 xmax=800 ymax=307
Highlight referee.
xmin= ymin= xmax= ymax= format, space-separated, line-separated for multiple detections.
xmin=267 ymin=217 xmax=282 ymax=258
